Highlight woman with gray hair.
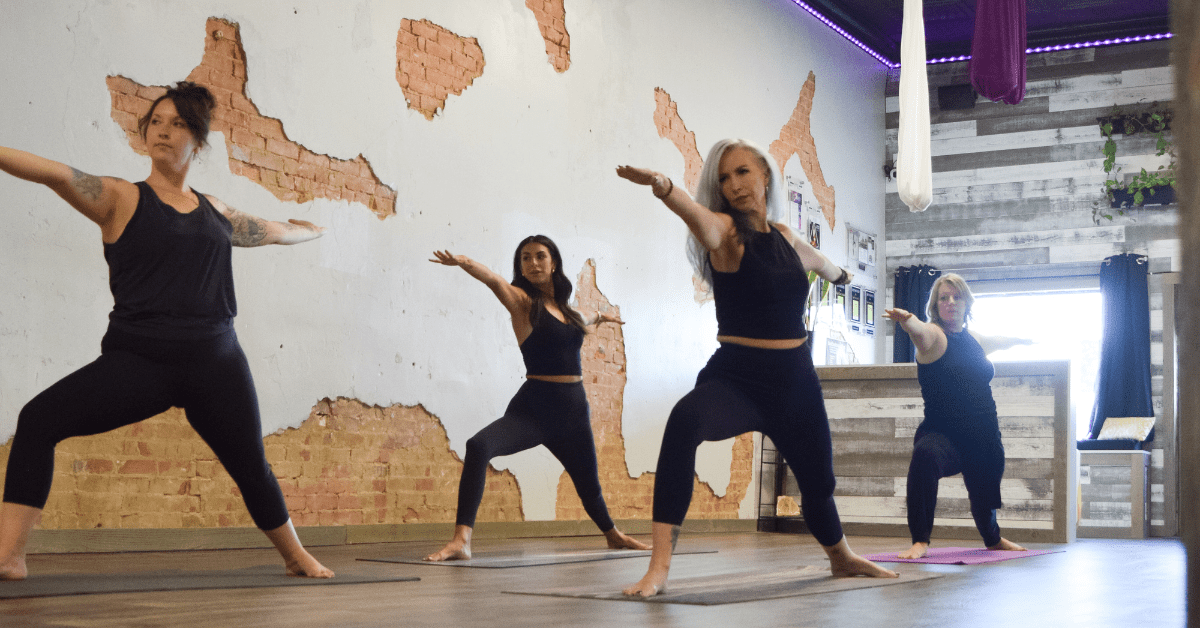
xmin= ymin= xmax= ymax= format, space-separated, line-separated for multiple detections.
xmin=885 ymin=273 xmax=1031 ymax=559
xmin=616 ymin=139 xmax=896 ymax=597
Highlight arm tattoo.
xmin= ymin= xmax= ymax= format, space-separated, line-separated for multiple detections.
xmin=69 ymin=167 xmax=103 ymax=201
xmin=227 ymin=208 xmax=269 ymax=247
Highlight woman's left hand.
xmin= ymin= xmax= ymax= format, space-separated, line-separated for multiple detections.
xmin=594 ymin=311 xmax=624 ymax=326
xmin=287 ymin=219 xmax=326 ymax=235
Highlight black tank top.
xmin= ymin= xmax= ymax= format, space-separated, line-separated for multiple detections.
xmin=103 ymin=182 xmax=236 ymax=339
xmin=916 ymin=329 xmax=1001 ymax=444
xmin=518 ymin=305 xmax=583 ymax=376
xmin=709 ymin=226 xmax=809 ymax=339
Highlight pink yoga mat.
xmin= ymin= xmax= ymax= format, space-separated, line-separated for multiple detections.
xmin=862 ymin=547 xmax=1062 ymax=565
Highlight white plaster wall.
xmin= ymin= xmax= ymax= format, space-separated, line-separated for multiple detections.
xmin=0 ymin=0 xmax=885 ymax=521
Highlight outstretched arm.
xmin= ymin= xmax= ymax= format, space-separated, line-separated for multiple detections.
xmin=0 ymin=146 xmax=135 ymax=234
xmin=970 ymin=330 xmax=1033 ymax=355
xmin=615 ymin=166 xmax=734 ymax=252
xmin=206 ymin=196 xmax=325 ymax=246
xmin=775 ymin=222 xmax=852 ymax=284
xmin=581 ymin=310 xmax=623 ymax=327
xmin=429 ymin=250 xmax=531 ymax=320
xmin=884 ymin=307 xmax=946 ymax=360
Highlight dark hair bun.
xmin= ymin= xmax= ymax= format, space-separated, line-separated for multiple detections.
xmin=138 ymin=81 xmax=218 ymax=149
xmin=170 ymin=81 xmax=216 ymax=119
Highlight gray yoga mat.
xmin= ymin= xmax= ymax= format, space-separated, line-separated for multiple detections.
xmin=0 ymin=563 xmax=418 ymax=599
xmin=505 ymin=565 xmax=942 ymax=605
xmin=360 ymin=548 xmax=716 ymax=569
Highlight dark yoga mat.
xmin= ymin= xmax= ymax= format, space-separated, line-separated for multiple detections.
xmin=861 ymin=547 xmax=1063 ymax=565
xmin=0 ymin=563 xmax=418 ymax=599
xmin=360 ymin=548 xmax=716 ymax=569
xmin=506 ymin=565 xmax=942 ymax=605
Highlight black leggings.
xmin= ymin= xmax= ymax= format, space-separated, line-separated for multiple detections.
xmin=652 ymin=343 xmax=844 ymax=547
xmin=906 ymin=430 xmax=1004 ymax=546
xmin=455 ymin=379 xmax=614 ymax=531
xmin=3 ymin=327 xmax=290 ymax=531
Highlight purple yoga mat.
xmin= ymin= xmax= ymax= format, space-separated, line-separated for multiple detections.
xmin=862 ymin=547 xmax=1062 ymax=565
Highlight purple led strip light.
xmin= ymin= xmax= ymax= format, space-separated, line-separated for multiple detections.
xmin=787 ymin=0 xmax=1171 ymax=68
xmin=929 ymin=32 xmax=1174 ymax=65
xmin=787 ymin=0 xmax=894 ymax=66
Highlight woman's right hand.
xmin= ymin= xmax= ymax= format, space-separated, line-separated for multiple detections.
xmin=882 ymin=308 xmax=914 ymax=323
xmin=429 ymin=250 xmax=467 ymax=267
xmin=615 ymin=165 xmax=660 ymax=187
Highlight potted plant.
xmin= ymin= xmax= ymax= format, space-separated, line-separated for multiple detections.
xmin=1096 ymin=103 xmax=1175 ymax=220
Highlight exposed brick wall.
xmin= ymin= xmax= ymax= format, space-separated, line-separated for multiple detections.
xmin=395 ymin=19 xmax=485 ymax=121
xmin=526 ymin=0 xmax=571 ymax=73
xmin=653 ymin=76 xmax=837 ymax=232
xmin=106 ymin=18 xmax=397 ymax=219
xmin=653 ymin=88 xmax=704 ymax=195
xmin=0 ymin=402 xmax=523 ymax=530
xmin=554 ymin=261 xmax=755 ymax=522
xmin=768 ymin=71 xmax=837 ymax=229
xmin=654 ymin=88 xmax=716 ymax=304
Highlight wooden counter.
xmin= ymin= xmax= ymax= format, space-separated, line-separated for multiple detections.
xmin=764 ymin=361 xmax=1076 ymax=544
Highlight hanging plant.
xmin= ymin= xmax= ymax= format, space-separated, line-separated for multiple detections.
xmin=1094 ymin=103 xmax=1175 ymax=222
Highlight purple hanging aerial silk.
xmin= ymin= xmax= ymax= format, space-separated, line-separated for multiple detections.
xmin=969 ymin=0 xmax=1027 ymax=104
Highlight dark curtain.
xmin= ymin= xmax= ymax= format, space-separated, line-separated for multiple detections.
xmin=969 ymin=0 xmax=1027 ymax=104
xmin=892 ymin=265 xmax=941 ymax=363
xmin=1088 ymin=253 xmax=1154 ymax=439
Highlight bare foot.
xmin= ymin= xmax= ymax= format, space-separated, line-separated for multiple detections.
xmin=623 ymin=522 xmax=677 ymax=596
xmin=829 ymin=553 xmax=899 ymax=578
xmin=0 ymin=502 xmax=41 ymax=581
xmin=285 ymin=550 xmax=334 ymax=578
xmin=0 ymin=556 xmax=28 ymax=581
xmin=824 ymin=537 xmax=898 ymax=578
xmin=424 ymin=539 xmax=471 ymax=562
xmin=623 ymin=567 xmax=668 ymax=597
xmin=988 ymin=538 xmax=1026 ymax=551
xmin=605 ymin=528 xmax=651 ymax=551
xmin=898 ymin=542 xmax=929 ymax=559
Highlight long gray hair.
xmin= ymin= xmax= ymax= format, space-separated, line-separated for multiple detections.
xmin=687 ymin=139 xmax=786 ymax=287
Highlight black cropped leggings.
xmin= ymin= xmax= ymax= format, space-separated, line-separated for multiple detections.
xmin=3 ymin=327 xmax=290 ymax=531
xmin=652 ymin=343 xmax=844 ymax=547
xmin=455 ymin=379 xmax=614 ymax=531
xmin=906 ymin=430 xmax=1004 ymax=547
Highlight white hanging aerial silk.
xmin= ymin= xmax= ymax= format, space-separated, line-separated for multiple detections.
xmin=897 ymin=0 xmax=933 ymax=212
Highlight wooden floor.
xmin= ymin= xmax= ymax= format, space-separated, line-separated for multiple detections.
xmin=0 ymin=532 xmax=1185 ymax=627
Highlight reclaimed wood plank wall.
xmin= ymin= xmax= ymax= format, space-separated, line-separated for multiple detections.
xmin=882 ymin=40 xmax=1177 ymax=537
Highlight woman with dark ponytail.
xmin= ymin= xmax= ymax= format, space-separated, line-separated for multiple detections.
xmin=425 ymin=236 xmax=648 ymax=561
xmin=0 ymin=82 xmax=332 ymax=579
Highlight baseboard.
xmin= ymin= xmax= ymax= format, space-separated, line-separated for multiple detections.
xmin=27 ymin=518 xmax=757 ymax=554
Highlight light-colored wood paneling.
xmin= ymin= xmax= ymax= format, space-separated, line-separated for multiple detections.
xmin=882 ymin=41 xmax=1177 ymax=537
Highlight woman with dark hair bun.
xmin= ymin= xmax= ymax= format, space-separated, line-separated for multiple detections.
xmin=0 ymin=81 xmax=332 ymax=579
xmin=425 ymin=236 xmax=649 ymax=561
xmin=616 ymin=139 xmax=897 ymax=596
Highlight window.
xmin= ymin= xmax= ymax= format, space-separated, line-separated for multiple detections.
xmin=969 ymin=290 xmax=1102 ymax=439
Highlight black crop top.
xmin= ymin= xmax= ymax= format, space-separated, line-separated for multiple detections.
xmin=103 ymin=182 xmax=236 ymax=339
xmin=518 ymin=305 xmax=584 ymax=376
xmin=916 ymin=329 xmax=1001 ymax=444
xmin=709 ymin=226 xmax=809 ymax=340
